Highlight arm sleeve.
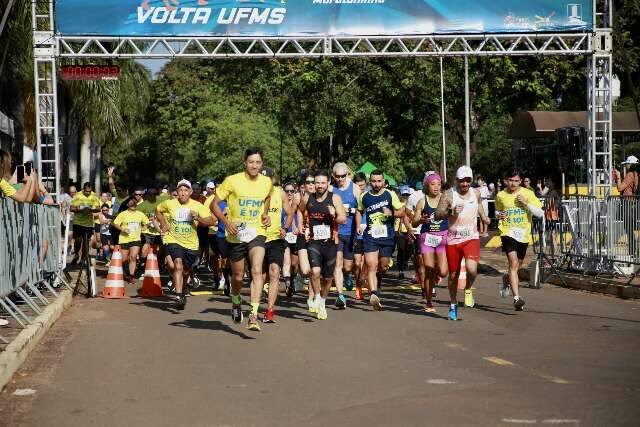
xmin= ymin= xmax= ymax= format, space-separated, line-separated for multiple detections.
xmin=527 ymin=204 xmax=544 ymax=218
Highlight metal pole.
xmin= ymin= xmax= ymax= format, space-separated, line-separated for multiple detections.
xmin=464 ymin=56 xmax=470 ymax=167
xmin=440 ymin=57 xmax=447 ymax=179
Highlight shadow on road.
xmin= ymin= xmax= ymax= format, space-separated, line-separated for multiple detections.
xmin=200 ymin=307 xmax=315 ymax=322
xmin=130 ymin=299 xmax=181 ymax=314
xmin=525 ymin=310 xmax=640 ymax=324
xmin=169 ymin=319 xmax=256 ymax=339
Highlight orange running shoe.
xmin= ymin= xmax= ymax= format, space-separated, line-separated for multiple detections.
xmin=355 ymin=286 xmax=364 ymax=301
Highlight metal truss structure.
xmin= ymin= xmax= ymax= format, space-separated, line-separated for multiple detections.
xmin=33 ymin=1 xmax=613 ymax=200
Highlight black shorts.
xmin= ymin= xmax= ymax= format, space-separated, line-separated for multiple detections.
xmin=120 ymin=241 xmax=142 ymax=250
xmin=214 ymin=236 xmax=230 ymax=259
xmin=143 ymin=233 xmax=163 ymax=246
xmin=100 ymin=234 xmax=113 ymax=246
xmin=228 ymin=235 xmax=267 ymax=263
xmin=73 ymin=224 xmax=94 ymax=238
xmin=288 ymin=241 xmax=298 ymax=256
xmin=197 ymin=227 xmax=209 ymax=250
xmin=263 ymin=239 xmax=286 ymax=272
xmin=412 ymin=234 xmax=421 ymax=253
xmin=94 ymin=224 xmax=101 ymax=233
xmin=337 ymin=234 xmax=355 ymax=261
xmin=296 ymin=235 xmax=307 ymax=252
xmin=308 ymin=240 xmax=338 ymax=279
xmin=165 ymin=243 xmax=199 ymax=269
xmin=501 ymin=236 xmax=528 ymax=260
xmin=353 ymin=239 xmax=364 ymax=255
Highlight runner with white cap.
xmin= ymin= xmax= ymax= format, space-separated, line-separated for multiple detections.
xmin=435 ymin=166 xmax=490 ymax=321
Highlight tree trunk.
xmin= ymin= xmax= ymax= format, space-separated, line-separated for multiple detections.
xmin=91 ymin=141 xmax=101 ymax=193
xmin=79 ymin=127 xmax=91 ymax=186
xmin=66 ymin=132 xmax=79 ymax=186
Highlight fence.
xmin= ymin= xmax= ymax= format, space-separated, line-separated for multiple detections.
xmin=533 ymin=194 xmax=639 ymax=282
xmin=0 ymin=196 xmax=70 ymax=342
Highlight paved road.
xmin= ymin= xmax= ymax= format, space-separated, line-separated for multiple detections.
xmin=2 ymin=273 xmax=640 ymax=427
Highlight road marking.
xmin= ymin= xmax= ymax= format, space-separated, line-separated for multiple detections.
xmin=426 ymin=379 xmax=457 ymax=384
xmin=502 ymin=419 xmax=537 ymax=424
xmin=13 ymin=388 xmax=37 ymax=396
xmin=446 ymin=342 xmax=469 ymax=351
xmin=484 ymin=356 xmax=515 ymax=366
xmin=534 ymin=373 xmax=571 ymax=385
xmin=542 ymin=420 xmax=580 ymax=424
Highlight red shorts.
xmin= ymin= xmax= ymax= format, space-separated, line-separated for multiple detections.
xmin=446 ymin=239 xmax=481 ymax=273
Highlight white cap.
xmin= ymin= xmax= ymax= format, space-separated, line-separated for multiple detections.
xmin=206 ymin=181 xmax=216 ymax=189
xmin=177 ymin=179 xmax=192 ymax=189
xmin=456 ymin=166 xmax=473 ymax=180
xmin=622 ymin=155 xmax=638 ymax=165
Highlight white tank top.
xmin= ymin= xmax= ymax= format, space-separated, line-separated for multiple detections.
xmin=447 ymin=188 xmax=479 ymax=245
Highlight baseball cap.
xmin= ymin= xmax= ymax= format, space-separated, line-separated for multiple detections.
xmin=261 ymin=167 xmax=274 ymax=178
xmin=177 ymin=179 xmax=192 ymax=189
xmin=400 ymin=185 xmax=411 ymax=195
xmin=622 ymin=155 xmax=639 ymax=165
xmin=206 ymin=181 xmax=216 ymax=189
xmin=456 ymin=166 xmax=473 ymax=180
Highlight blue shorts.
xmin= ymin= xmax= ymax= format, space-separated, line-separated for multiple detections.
xmin=337 ymin=234 xmax=355 ymax=260
xmin=363 ymin=238 xmax=394 ymax=258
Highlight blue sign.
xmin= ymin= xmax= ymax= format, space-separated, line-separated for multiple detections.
xmin=55 ymin=1 xmax=593 ymax=36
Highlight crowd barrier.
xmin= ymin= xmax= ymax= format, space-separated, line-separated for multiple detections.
xmin=0 ymin=196 xmax=70 ymax=341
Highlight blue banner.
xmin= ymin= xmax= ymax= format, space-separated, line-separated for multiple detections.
xmin=55 ymin=1 xmax=593 ymax=37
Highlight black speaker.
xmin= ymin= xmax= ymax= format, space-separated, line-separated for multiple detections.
xmin=556 ymin=126 xmax=587 ymax=165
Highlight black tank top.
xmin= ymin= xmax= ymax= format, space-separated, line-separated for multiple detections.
xmin=307 ymin=192 xmax=337 ymax=242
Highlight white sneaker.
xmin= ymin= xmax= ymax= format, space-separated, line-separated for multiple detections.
xmin=370 ymin=294 xmax=383 ymax=311
xmin=307 ymin=298 xmax=317 ymax=313
xmin=317 ymin=302 xmax=327 ymax=320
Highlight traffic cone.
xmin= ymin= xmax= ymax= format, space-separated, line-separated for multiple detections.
xmin=139 ymin=248 xmax=163 ymax=297
xmin=103 ymin=246 xmax=127 ymax=299
xmin=457 ymin=257 xmax=467 ymax=290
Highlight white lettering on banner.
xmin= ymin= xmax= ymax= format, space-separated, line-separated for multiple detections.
xmin=424 ymin=233 xmax=442 ymax=248
xmin=508 ymin=227 xmax=526 ymax=243
xmin=237 ymin=227 xmax=257 ymax=243
xmin=137 ymin=7 xmax=285 ymax=25
xmin=217 ymin=8 xmax=286 ymax=25
xmin=313 ymin=225 xmax=331 ymax=240
xmin=371 ymin=225 xmax=388 ymax=239
xmin=138 ymin=7 xmax=210 ymax=24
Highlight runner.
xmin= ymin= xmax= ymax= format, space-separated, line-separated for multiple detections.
xmin=396 ymin=186 xmax=413 ymax=279
xmin=495 ymin=168 xmax=543 ymax=311
xmin=412 ymin=172 xmax=448 ymax=312
xmin=211 ymin=147 xmax=273 ymax=331
xmin=405 ymin=179 xmax=427 ymax=291
xmin=112 ymin=198 xmax=150 ymax=284
xmin=70 ymin=182 xmax=101 ymax=266
xmin=137 ymin=187 xmax=163 ymax=270
xmin=298 ymin=170 xmax=346 ymax=320
xmin=435 ymin=166 xmax=490 ymax=321
xmin=283 ymin=181 xmax=300 ymax=298
xmin=331 ymin=162 xmax=361 ymax=309
xmin=356 ymin=169 xmax=405 ymax=310
xmin=261 ymin=167 xmax=294 ymax=323
xmin=352 ymin=172 xmax=368 ymax=300
xmin=296 ymin=172 xmax=316 ymax=312
xmin=156 ymin=179 xmax=215 ymax=310
xmin=98 ymin=203 xmax=114 ymax=262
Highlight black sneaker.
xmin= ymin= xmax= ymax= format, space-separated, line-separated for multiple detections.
xmin=286 ymin=285 xmax=295 ymax=299
xmin=231 ymin=303 xmax=243 ymax=323
xmin=514 ymin=297 xmax=525 ymax=311
xmin=174 ymin=294 xmax=186 ymax=310
xmin=334 ymin=294 xmax=346 ymax=309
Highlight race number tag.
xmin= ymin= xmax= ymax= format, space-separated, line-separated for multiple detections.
xmin=508 ymin=227 xmax=526 ymax=243
xmin=371 ymin=225 xmax=388 ymax=239
xmin=343 ymin=203 xmax=352 ymax=215
xmin=176 ymin=208 xmax=192 ymax=223
xmin=424 ymin=233 xmax=442 ymax=248
xmin=237 ymin=226 xmax=257 ymax=243
xmin=313 ymin=225 xmax=331 ymax=240
xmin=454 ymin=225 xmax=473 ymax=240
xmin=127 ymin=222 xmax=139 ymax=233
xmin=285 ymin=232 xmax=297 ymax=244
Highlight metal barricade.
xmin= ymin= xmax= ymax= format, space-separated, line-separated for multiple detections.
xmin=0 ymin=196 xmax=69 ymax=341
xmin=606 ymin=195 xmax=639 ymax=273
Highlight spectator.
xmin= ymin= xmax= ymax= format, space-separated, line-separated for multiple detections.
xmin=0 ymin=149 xmax=36 ymax=202
xmin=523 ymin=176 xmax=534 ymax=192
xmin=614 ymin=155 xmax=639 ymax=196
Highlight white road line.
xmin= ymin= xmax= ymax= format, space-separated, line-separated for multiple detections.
xmin=502 ymin=419 xmax=537 ymax=424
xmin=542 ymin=420 xmax=580 ymax=424
xmin=426 ymin=379 xmax=457 ymax=384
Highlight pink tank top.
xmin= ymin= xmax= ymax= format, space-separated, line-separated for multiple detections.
xmin=447 ymin=188 xmax=479 ymax=245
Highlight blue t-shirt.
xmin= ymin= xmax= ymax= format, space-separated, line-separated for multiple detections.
xmin=333 ymin=181 xmax=358 ymax=236
xmin=216 ymin=200 xmax=227 ymax=238
xmin=358 ymin=189 xmax=403 ymax=241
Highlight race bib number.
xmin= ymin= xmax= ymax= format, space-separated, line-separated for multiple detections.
xmin=454 ymin=225 xmax=473 ymax=240
xmin=127 ymin=222 xmax=139 ymax=232
xmin=176 ymin=208 xmax=192 ymax=222
xmin=285 ymin=232 xmax=298 ymax=244
xmin=424 ymin=233 xmax=442 ymax=248
xmin=508 ymin=227 xmax=526 ymax=243
xmin=371 ymin=225 xmax=388 ymax=239
xmin=343 ymin=203 xmax=352 ymax=215
xmin=237 ymin=226 xmax=258 ymax=243
xmin=313 ymin=225 xmax=331 ymax=240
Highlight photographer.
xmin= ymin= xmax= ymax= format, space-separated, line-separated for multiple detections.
xmin=0 ymin=149 xmax=36 ymax=202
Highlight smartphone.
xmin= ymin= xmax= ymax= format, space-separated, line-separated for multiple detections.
xmin=24 ymin=161 xmax=32 ymax=176
xmin=16 ymin=165 xmax=25 ymax=182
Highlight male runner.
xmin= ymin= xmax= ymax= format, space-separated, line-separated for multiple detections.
xmin=495 ymin=168 xmax=543 ymax=311
xmin=331 ymin=162 xmax=361 ymax=309
xmin=405 ymin=179 xmax=427 ymax=291
xmin=156 ymin=179 xmax=215 ymax=310
xmin=355 ymin=170 xmax=405 ymax=310
xmin=211 ymin=147 xmax=272 ymax=332
xmin=283 ymin=181 xmax=300 ymax=298
xmin=435 ymin=166 xmax=490 ymax=321
xmin=298 ymin=170 xmax=346 ymax=320
xmin=70 ymin=182 xmax=101 ymax=265
xmin=261 ymin=167 xmax=294 ymax=323
xmin=138 ymin=187 xmax=163 ymax=269
xmin=296 ymin=172 xmax=316 ymax=312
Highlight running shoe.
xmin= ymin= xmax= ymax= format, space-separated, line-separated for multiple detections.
xmin=464 ymin=289 xmax=475 ymax=308
xmin=335 ymin=294 xmax=346 ymax=309
xmin=448 ymin=305 xmax=458 ymax=321
xmin=174 ymin=294 xmax=186 ymax=310
xmin=263 ymin=308 xmax=276 ymax=323
xmin=307 ymin=298 xmax=317 ymax=314
xmin=370 ymin=293 xmax=383 ymax=311
xmin=500 ymin=273 xmax=511 ymax=298
xmin=219 ymin=275 xmax=226 ymax=290
xmin=424 ymin=302 xmax=436 ymax=313
xmin=231 ymin=303 xmax=243 ymax=323
xmin=286 ymin=284 xmax=295 ymax=299
xmin=166 ymin=280 xmax=175 ymax=294
xmin=514 ymin=297 xmax=526 ymax=311
xmin=317 ymin=302 xmax=328 ymax=320
xmin=344 ymin=274 xmax=354 ymax=291
xmin=247 ymin=313 xmax=261 ymax=331
xmin=355 ymin=286 xmax=364 ymax=301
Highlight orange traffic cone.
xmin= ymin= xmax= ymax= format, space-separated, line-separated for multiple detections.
xmin=457 ymin=257 xmax=467 ymax=290
xmin=138 ymin=248 xmax=163 ymax=297
xmin=103 ymin=246 xmax=127 ymax=299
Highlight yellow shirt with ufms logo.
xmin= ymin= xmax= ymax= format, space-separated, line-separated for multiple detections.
xmin=495 ymin=187 xmax=542 ymax=244
xmin=157 ymin=198 xmax=210 ymax=251
xmin=113 ymin=210 xmax=149 ymax=244
xmin=216 ymin=172 xmax=272 ymax=244
xmin=71 ymin=192 xmax=101 ymax=227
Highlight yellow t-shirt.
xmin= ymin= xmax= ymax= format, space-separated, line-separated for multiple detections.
xmin=0 ymin=179 xmax=17 ymax=197
xmin=204 ymin=194 xmax=218 ymax=236
xmin=113 ymin=210 xmax=149 ymax=244
xmin=71 ymin=192 xmax=101 ymax=227
xmin=157 ymin=198 xmax=211 ymax=251
xmin=495 ymin=187 xmax=542 ymax=244
xmin=265 ymin=186 xmax=285 ymax=242
xmin=216 ymin=172 xmax=272 ymax=244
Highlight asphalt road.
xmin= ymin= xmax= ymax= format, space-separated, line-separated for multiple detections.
xmin=1 ymin=273 xmax=640 ymax=427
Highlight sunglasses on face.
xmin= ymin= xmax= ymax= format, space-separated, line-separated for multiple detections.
xmin=134 ymin=193 xmax=143 ymax=196
xmin=285 ymin=189 xmax=295 ymax=193
xmin=305 ymin=180 xmax=315 ymax=184
xmin=334 ymin=174 xmax=347 ymax=179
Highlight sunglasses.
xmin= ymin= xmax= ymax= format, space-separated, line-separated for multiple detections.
xmin=134 ymin=192 xmax=144 ymax=196
xmin=305 ymin=180 xmax=315 ymax=184
xmin=334 ymin=174 xmax=347 ymax=179
xmin=285 ymin=189 xmax=295 ymax=193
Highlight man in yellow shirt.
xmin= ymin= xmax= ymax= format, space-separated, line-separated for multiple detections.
xmin=113 ymin=198 xmax=150 ymax=284
xmin=70 ymin=182 xmax=101 ymax=265
xmin=211 ymin=147 xmax=272 ymax=332
xmin=156 ymin=179 xmax=215 ymax=310
xmin=495 ymin=168 xmax=543 ymax=311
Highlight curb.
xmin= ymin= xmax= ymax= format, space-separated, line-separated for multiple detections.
xmin=0 ymin=289 xmax=73 ymax=391
xmin=543 ymin=274 xmax=640 ymax=299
